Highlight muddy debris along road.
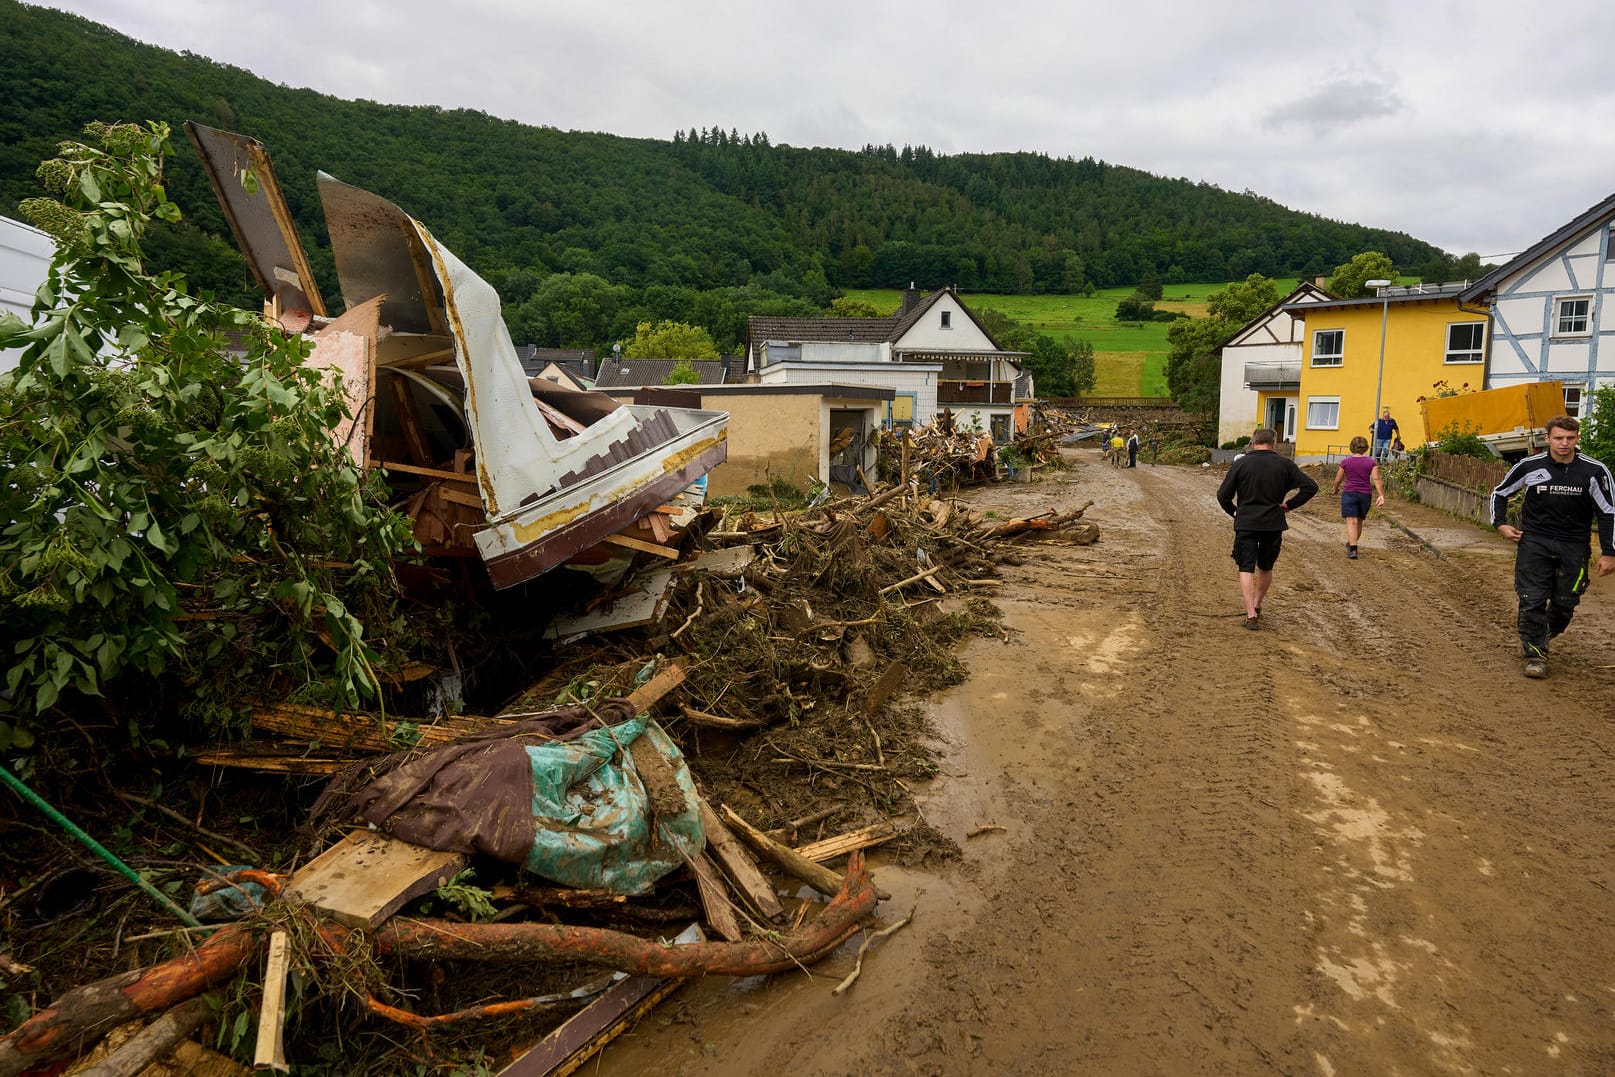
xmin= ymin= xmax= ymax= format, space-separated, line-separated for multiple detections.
xmin=599 ymin=453 xmax=1615 ymax=1077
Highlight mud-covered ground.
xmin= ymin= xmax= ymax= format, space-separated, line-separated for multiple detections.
xmin=595 ymin=452 xmax=1615 ymax=1076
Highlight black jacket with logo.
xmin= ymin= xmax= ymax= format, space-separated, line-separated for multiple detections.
xmin=1489 ymin=450 xmax=1615 ymax=554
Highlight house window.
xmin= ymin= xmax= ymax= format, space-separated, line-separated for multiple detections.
xmin=1564 ymin=384 xmax=1583 ymax=417
xmin=888 ymin=393 xmax=916 ymax=428
xmin=940 ymin=310 xmax=952 ymax=329
xmin=1445 ymin=322 xmax=1485 ymax=363
xmin=1312 ymin=329 xmax=1344 ymax=366
xmin=990 ymin=414 xmax=1010 ymax=442
xmin=1554 ymin=296 xmax=1592 ymax=336
xmin=1305 ymin=396 xmax=1340 ymax=429
xmin=1607 ymin=225 xmax=1615 ymax=262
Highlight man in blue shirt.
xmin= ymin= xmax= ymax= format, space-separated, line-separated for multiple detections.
xmin=1370 ymin=408 xmax=1401 ymax=461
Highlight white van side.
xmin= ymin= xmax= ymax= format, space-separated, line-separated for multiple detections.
xmin=1 ymin=215 xmax=55 ymax=373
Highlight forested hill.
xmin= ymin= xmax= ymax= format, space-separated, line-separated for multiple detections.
xmin=1 ymin=0 xmax=1445 ymax=313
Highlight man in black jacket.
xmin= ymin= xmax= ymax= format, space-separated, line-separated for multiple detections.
xmin=1489 ymin=414 xmax=1615 ymax=678
xmin=1216 ymin=429 xmax=1319 ymax=630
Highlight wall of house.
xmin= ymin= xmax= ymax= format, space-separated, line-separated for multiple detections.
xmin=1220 ymin=339 xmax=1296 ymax=444
xmin=796 ymin=341 xmax=887 ymax=364
xmin=759 ymin=361 xmax=939 ymax=424
xmin=899 ymin=294 xmax=994 ymax=351
xmin=699 ymin=392 xmax=823 ymax=497
xmin=1483 ymin=220 xmax=1615 ymax=409
xmin=1294 ymin=299 xmax=1488 ymax=457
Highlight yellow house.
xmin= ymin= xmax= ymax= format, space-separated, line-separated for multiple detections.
xmin=1276 ymin=285 xmax=1489 ymax=458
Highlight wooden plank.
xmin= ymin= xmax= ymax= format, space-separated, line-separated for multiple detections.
xmin=376 ymin=459 xmax=481 ymax=483
xmin=795 ymin=823 xmax=897 ymax=864
xmin=387 ymin=373 xmax=433 ymax=467
xmin=249 ymin=702 xmax=504 ymax=753
xmin=283 ymin=830 xmax=468 ymax=930
xmin=699 ymin=801 xmax=784 ymax=921
xmin=719 ymin=805 xmax=846 ymax=898
xmin=252 ymin=931 xmax=290 ymax=1073
xmin=436 ymin=485 xmax=485 ymax=510
xmin=864 ymin=662 xmax=907 ymax=717
xmin=189 ymin=749 xmax=347 ymax=776
xmin=495 ymin=925 xmax=704 ymax=1077
xmin=642 ymin=511 xmax=673 ymax=545
xmin=688 ymin=853 xmax=743 ymax=942
xmin=623 ymin=662 xmax=687 ymax=714
xmin=600 ymin=532 xmax=680 ymax=560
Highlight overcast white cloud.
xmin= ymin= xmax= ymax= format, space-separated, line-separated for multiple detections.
xmin=37 ymin=0 xmax=1615 ymax=261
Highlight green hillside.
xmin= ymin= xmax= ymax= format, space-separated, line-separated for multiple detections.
xmin=1 ymin=0 xmax=1450 ymax=323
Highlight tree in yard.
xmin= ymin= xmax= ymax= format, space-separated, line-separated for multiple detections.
xmin=619 ymin=319 xmax=720 ymax=360
xmin=1580 ymin=384 xmax=1615 ymax=470
xmin=0 ymin=122 xmax=416 ymax=748
xmin=664 ymin=360 xmax=701 ymax=385
xmin=1164 ymin=274 xmax=1281 ymax=429
xmin=1327 ymin=251 xmax=1398 ymax=298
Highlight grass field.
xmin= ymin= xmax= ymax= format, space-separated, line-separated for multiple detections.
xmin=846 ymin=280 xmax=1300 ymax=398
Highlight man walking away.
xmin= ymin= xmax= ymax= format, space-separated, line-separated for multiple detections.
xmin=1489 ymin=415 xmax=1615 ymax=678
xmin=1216 ymin=428 xmax=1319 ymax=630
xmin=1371 ymin=408 xmax=1401 ymax=462
xmin=1125 ymin=429 xmax=1140 ymax=468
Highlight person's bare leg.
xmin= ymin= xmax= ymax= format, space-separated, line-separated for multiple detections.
xmin=1239 ymin=571 xmax=1260 ymax=618
xmin=1345 ymin=517 xmax=1362 ymax=545
xmin=1253 ymin=568 xmax=1274 ymax=612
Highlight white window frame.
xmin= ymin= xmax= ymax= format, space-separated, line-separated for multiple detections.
xmin=1444 ymin=321 xmax=1485 ymax=364
xmin=1564 ymin=384 xmax=1583 ymax=417
xmin=1305 ymin=395 xmax=1341 ymax=430
xmin=1553 ymin=295 xmax=1592 ymax=337
xmin=940 ymin=310 xmax=952 ymax=330
xmin=1311 ymin=329 xmax=1344 ymax=367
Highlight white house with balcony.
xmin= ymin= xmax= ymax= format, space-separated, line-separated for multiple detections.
xmin=1 ymin=216 xmax=55 ymax=374
xmin=746 ymin=285 xmax=1029 ymax=441
xmin=1217 ymin=281 xmax=1332 ymax=445
xmin=1459 ymin=189 xmax=1615 ymax=417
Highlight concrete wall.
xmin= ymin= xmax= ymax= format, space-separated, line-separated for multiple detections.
xmin=699 ymin=391 xmax=823 ymax=497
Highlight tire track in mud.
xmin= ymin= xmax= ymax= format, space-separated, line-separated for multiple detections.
xmin=595 ymin=459 xmax=1615 ymax=1077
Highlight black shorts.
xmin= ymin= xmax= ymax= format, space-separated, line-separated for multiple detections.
xmin=1340 ymin=491 xmax=1372 ymax=519
xmin=1231 ymin=530 xmax=1283 ymax=572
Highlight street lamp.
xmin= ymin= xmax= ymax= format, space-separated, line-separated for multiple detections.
xmin=1366 ymin=279 xmax=1392 ymax=455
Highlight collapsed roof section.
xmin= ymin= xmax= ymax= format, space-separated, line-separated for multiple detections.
xmin=185 ymin=123 xmax=727 ymax=588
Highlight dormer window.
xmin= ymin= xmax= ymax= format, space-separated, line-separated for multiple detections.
xmin=940 ymin=311 xmax=952 ymax=329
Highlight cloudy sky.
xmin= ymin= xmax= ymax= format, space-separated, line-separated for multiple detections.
xmin=41 ymin=0 xmax=1615 ymax=262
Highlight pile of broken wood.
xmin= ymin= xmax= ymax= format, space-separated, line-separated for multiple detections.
xmin=0 ymin=482 xmax=1099 ymax=1077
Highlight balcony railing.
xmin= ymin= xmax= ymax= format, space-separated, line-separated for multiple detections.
xmin=937 ymin=381 xmax=1016 ymax=404
xmin=1244 ymin=360 xmax=1301 ymax=389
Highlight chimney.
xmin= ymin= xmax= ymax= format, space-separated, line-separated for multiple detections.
xmin=902 ymin=281 xmax=921 ymax=314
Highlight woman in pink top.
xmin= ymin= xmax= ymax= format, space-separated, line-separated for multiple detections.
xmin=1331 ymin=436 xmax=1386 ymax=559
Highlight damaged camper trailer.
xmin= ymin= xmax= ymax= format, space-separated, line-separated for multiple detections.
xmin=184 ymin=123 xmax=728 ymax=588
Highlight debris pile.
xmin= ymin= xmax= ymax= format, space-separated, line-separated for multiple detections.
xmin=0 ymin=484 xmax=1103 ymax=1075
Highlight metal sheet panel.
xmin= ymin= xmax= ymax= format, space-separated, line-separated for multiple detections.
xmin=183 ymin=123 xmax=325 ymax=318
xmin=317 ymin=173 xmax=440 ymax=335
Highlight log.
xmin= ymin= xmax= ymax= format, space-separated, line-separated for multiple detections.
xmin=0 ymin=926 xmax=259 ymax=1077
xmin=73 ymin=997 xmax=212 ymax=1077
xmin=877 ymin=564 xmax=942 ymax=596
xmin=4 ymin=858 xmax=878 ymax=1074
xmin=677 ymin=705 xmax=767 ymax=731
xmin=361 ymin=852 xmax=876 ymax=976
xmin=718 ymin=805 xmax=851 ymax=899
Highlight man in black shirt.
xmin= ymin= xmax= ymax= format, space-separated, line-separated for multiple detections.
xmin=1489 ymin=414 xmax=1615 ymax=678
xmin=1216 ymin=428 xmax=1319 ymax=630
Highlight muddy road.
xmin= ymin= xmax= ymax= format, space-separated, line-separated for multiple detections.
xmin=598 ymin=456 xmax=1615 ymax=1076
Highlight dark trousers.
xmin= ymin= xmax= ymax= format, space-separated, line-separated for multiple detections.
xmin=1127 ymin=445 xmax=1138 ymax=467
xmin=1515 ymin=535 xmax=1591 ymax=656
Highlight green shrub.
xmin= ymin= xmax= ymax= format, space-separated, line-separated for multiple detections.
xmin=1220 ymin=435 xmax=1251 ymax=450
xmin=1432 ymin=421 xmax=1495 ymax=460
xmin=1581 ymin=384 xmax=1615 ymax=470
